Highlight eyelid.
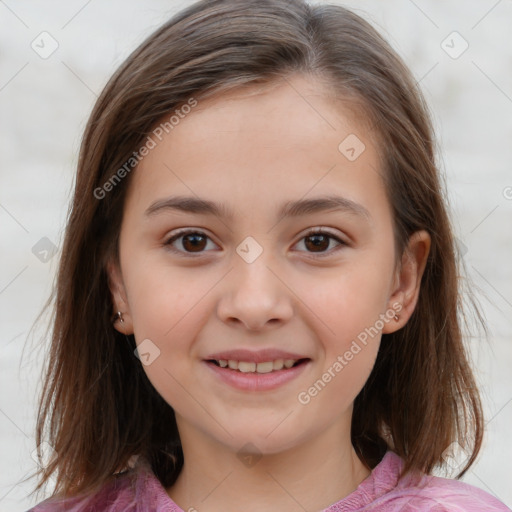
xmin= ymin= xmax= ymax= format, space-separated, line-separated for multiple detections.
xmin=300 ymin=226 xmax=348 ymax=244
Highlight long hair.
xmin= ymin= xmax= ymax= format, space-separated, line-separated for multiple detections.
xmin=25 ymin=0 xmax=484 ymax=502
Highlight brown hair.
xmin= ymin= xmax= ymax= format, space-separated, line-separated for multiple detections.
xmin=25 ymin=0 xmax=485 ymax=502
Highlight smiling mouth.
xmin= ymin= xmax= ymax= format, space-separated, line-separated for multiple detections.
xmin=206 ymin=358 xmax=310 ymax=373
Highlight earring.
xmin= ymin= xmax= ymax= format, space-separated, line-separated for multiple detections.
xmin=393 ymin=304 xmax=401 ymax=322
xmin=112 ymin=311 xmax=124 ymax=324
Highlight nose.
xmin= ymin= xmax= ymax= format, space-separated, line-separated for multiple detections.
xmin=216 ymin=255 xmax=294 ymax=331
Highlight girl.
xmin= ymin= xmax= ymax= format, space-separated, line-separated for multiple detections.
xmin=25 ymin=0 xmax=510 ymax=511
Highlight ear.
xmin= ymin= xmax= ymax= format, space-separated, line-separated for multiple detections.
xmin=382 ymin=230 xmax=431 ymax=334
xmin=106 ymin=258 xmax=134 ymax=335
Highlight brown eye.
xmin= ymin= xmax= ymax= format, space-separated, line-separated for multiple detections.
xmin=296 ymin=229 xmax=346 ymax=257
xmin=165 ymin=230 xmax=216 ymax=254
xmin=304 ymin=234 xmax=331 ymax=253
xmin=182 ymin=233 xmax=207 ymax=252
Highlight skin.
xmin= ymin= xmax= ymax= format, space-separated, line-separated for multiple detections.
xmin=108 ymin=74 xmax=430 ymax=512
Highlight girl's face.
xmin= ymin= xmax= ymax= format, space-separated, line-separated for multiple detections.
xmin=109 ymin=75 xmax=428 ymax=457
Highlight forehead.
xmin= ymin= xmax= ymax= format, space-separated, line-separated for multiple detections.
xmin=125 ymin=75 xmax=386 ymax=220
xmin=170 ymin=75 xmax=370 ymax=148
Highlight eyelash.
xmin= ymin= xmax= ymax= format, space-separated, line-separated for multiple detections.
xmin=163 ymin=228 xmax=347 ymax=258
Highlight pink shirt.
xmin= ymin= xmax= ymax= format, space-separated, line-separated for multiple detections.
xmin=27 ymin=450 xmax=511 ymax=511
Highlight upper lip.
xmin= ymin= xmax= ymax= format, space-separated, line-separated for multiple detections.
xmin=205 ymin=349 xmax=310 ymax=363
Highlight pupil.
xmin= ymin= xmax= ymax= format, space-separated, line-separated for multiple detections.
xmin=306 ymin=234 xmax=328 ymax=252
xmin=183 ymin=234 xmax=206 ymax=252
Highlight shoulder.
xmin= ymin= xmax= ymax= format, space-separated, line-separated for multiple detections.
xmin=25 ymin=472 xmax=136 ymax=512
xmin=25 ymin=458 xmax=174 ymax=512
xmin=388 ymin=477 xmax=511 ymax=511
xmin=369 ymin=451 xmax=511 ymax=512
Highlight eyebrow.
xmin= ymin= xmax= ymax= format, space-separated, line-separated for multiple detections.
xmin=144 ymin=194 xmax=371 ymax=221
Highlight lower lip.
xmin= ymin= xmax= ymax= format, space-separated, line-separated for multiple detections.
xmin=204 ymin=360 xmax=311 ymax=391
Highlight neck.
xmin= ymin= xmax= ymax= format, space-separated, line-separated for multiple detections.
xmin=166 ymin=420 xmax=371 ymax=512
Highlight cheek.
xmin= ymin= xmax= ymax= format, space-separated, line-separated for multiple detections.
xmin=299 ymin=259 xmax=393 ymax=340
xmin=293 ymin=256 xmax=392 ymax=398
xmin=125 ymin=264 xmax=213 ymax=409
xmin=121 ymin=255 xmax=215 ymax=385
xmin=124 ymin=251 xmax=210 ymax=337
xmin=295 ymin=272 xmax=385 ymax=413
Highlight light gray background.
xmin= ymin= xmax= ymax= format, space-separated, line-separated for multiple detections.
xmin=1 ymin=1 xmax=511 ymax=511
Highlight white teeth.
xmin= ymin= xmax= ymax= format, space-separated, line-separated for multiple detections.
xmin=238 ymin=361 xmax=256 ymax=373
xmin=215 ymin=358 xmax=301 ymax=373
xmin=255 ymin=361 xmax=274 ymax=373
xmin=273 ymin=359 xmax=284 ymax=370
